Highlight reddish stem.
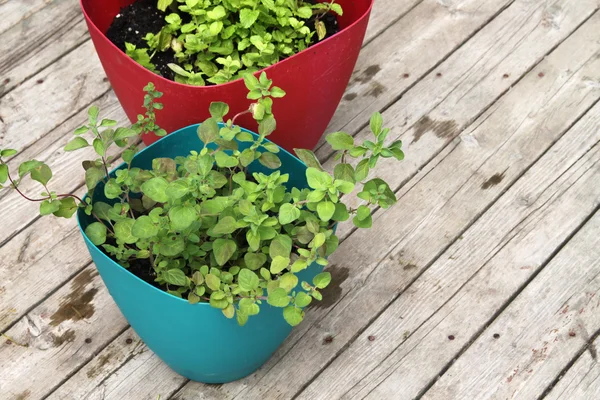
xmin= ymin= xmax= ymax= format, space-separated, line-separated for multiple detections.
xmin=231 ymin=109 xmax=252 ymax=126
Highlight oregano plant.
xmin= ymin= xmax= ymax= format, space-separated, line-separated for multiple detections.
xmin=0 ymin=72 xmax=404 ymax=327
xmin=124 ymin=0 xmax=343 ymax=85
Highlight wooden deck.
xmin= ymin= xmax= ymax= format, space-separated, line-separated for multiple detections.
xmin=1 ymin=0 xmax=600 ymax=398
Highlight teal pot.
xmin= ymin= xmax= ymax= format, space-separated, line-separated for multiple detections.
xmin=76 ymin=124 xmax=322 ymax=383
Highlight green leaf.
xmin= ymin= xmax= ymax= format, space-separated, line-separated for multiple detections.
xmin=85 ymin=222 xmax=107 ymax=245
xmin=370 ymin=112 xmax=383 ymax=136
xmin=353 ymin=214 xmax=372 ymax=228
xmin=355 ymin=159 xmax=370 ymax=181
xmin=157 ymin=0 xmax=173 ymax=11
xmin=270 ymin=86 xmax=286 ymax=98
xmin=259 ymin=116 xmax=277 ymax=137
xmin=169 ymin=205 xmax=198 ymax=231
xmin=65 ymin=136 xmax=89 ymax=151
xmin=306 ymin=167 xmax=332 ymax=190
xmin=315 ymin=20 xmax=326 ymax=41
xmin=238 ymin=269 xmax=260 ymax=291
xmin=278 ymin=203 xmax=300 ymax=225
xmin=313 ymin=272 xmax=331 ymax=289
xmin=244 ymin=252 xmax=267 ymax=270
xmin=168 ymin=179 xmax=190 ymax=200
xmin=141 ymin=177 xmax=169 ymax=203
xmin=330 ymin=3 xmax=343 ymax=15
xmin=114 ymin=219 xmax=137 ymax=244
xmin=164 ymin=269 xmax=188 ymax=286
xmin=30 ymin=163 xmax=52 ymax=186
xmin=246 ymin=229 xmax=260 ymax=251
xmin=295 ymin=291 xmax=312 ymax=307
xmin=270 ymin=255 xmax=290 ymax=275
xmin=213 ymin=216 xmax=237 ymax=235
xmin=293 ymin=149 xmax=323 ymax=171
xmin=209 ymin=102 xmax=229 ymax=120
xmin=198 ymin=118 xmax=220 ymax=144
xmin=207 ymin=5 xmax=226 ymax=20
xmin=114 ymin=127 xmax=138 ymax=141
xmin=213 ymin=238 xmax=237 ymax=266
xmin=74 ymin=126 xmax=88 ymax=135
xmin=93 ymin=138 xmax=106 ymax=156
xmin=18 ymin=160 xmax=42 ymax=179
xmin=240 ymin=8 xmax=260 ymax=28
xmin=317 ymin=201 xmax=335 ymax=221
xmin=132 ymin=215 xmax=158 ymax=239
xmin=0 ymin=149 xmax=17 ymax=157
xmin=104 ymin=179 xmax=122 ymax=199
xmin=159 ymin=236 xmax=185 ymax=256
xmin=279 ymin=272 xmax=298 ymax=292
xmin=296 ymin=6 xmax=312 ymax=18
xmin=214 ymin=151 xmax=238 ymax=168
xmin=93 ymin=202 xmax=112 ymax=221
xmin=334 ymin=163 xmax=355 ymax=183
xmin=0 ymin=164 xmax=7 ymax=184
xmin=267 ymin=288 xmax=290 ymax=307
xmin=325 ymin=234 xmax=339 ymax=256
xmin=312 ymin=232 xmax=326 ymax=248
xmin=259 ymin=152 xmax=281 ymax=169
xmin=331 ymin=202 xmax=349 ymax=221
xmin=326 ymin=131 xmax=354 ymax=150
xmin=53 ymin=197 xmax=78 ymax=218
xmin=206 ymin=273 xmax=221 ymax=291
xmin=40 ymin=199 xmax=60 ymax=216
xmin=85 ymin=167 xmax=105 ymax=191
xmin=222 ymin=304 xmax=235 ymax=319
xmin=356 ymin=204 xmax=371 ymax=220
xmin=88 ymin=106 xmax=99 ymax=125
xmin=269 ymin=234 xmax=292 ymax=259
xmin=283 ymin=305 xmax=304 ymax=326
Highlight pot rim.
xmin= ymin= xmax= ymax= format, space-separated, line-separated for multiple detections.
xmin=76 ymin=122 xmax=308 ymax=307
xmin=79 ymin=0 xmax=375 ymax=90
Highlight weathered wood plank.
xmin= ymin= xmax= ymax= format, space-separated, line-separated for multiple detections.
xmin=222 ymin=14 xmax=600 ymax=399
xmin=363 ymin=0 xmax=423 ymax=44
xmin=0 ymin=0 xmax=54 ymax=36
xmin=0 ymin=0 xmax=90 ymax=96
xmin=298 ymin=100 xmax=600 ymax=399
xmin=320 ymin=0 xmax=517 ymax=146
xmin=544 ymin=335 xmax=600 ymax=400
xmin=327 ymin=0 xmax=600 ymax=239
xmin=0 ymin=267 xmax=128 ymax=400
xmin=0 ymin=40 xmax=110 ymax=156
xmin=47 ymin=328 xmax=189 ymax=400
xmin=421 ymin=210 xmax=600 ymax=399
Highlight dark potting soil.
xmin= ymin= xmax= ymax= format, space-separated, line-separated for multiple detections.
xmin=105 ymin=0 xmax=340 ymax=84
xmin=105 ymin=0 xmax=177 ymax=80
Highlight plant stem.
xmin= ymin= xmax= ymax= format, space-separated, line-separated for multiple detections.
xmin=231 ymin=109 xmax=252 ymax=126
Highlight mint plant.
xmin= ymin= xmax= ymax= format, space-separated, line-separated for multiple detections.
xmin=0 ymin=73 xmax=404 ymax=327
xmin=124 ymin=0 xmax=343 ymax=85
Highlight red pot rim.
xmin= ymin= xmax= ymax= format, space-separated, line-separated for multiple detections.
xmin=79 ymin=0 xmax=374 ymax=89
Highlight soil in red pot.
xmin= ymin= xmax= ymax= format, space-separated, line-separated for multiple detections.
xmin=105 ymin=0 xmax=340 ymax=85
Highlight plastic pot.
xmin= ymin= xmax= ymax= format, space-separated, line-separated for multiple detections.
xmin=76 ymin=124 xmax=322 ymax=383
xmin=80 ymin=0 xmax=374 ymax=152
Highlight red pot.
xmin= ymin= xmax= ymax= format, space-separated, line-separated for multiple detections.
xmin=80 ymin=0 xmax=373 ymax=152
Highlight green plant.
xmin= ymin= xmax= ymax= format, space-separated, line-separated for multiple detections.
xmin=126 ymin=0 xmax=342 ymax=85
xmin=0 ymin=72 xmax=404 ymax=326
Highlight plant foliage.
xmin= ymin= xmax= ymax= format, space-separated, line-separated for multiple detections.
xmin=125 ymin=0 xmax=342 ymax=85
xmin=0 ymin=73 xmax=404 ymax=326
